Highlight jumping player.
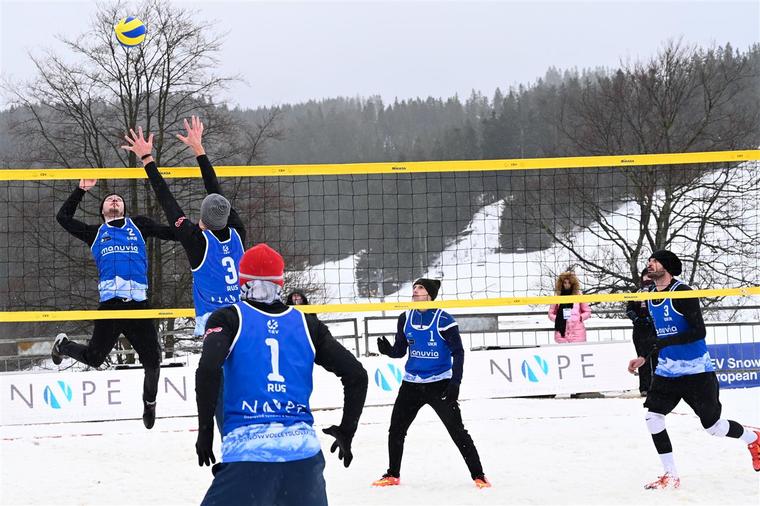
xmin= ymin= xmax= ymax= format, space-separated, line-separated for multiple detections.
xmin=53 ymin=179 xmax=177 ymax=428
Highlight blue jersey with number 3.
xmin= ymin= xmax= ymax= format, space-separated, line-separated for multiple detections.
xmin=221 ymin=302 xmax=319 ymax=463
xmin=192 ymin=229 xmax=244 ymax=318
xmin=648 ymin=280 xmax=714 ymax=377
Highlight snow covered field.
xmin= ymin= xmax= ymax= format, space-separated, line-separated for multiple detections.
xmin=2 ymin=388 xmax=758 ymax=505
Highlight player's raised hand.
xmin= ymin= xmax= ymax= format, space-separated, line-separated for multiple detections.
xmin=121 ymin=126 xmax=154 ymax=162
xmin=176 ymin=115 xmax=205 ymax=156
xmin=78 ymin=179 xmax=97 ymax=191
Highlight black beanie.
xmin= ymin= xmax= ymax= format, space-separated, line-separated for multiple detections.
xmin=413 ymin=278 xmax=441 ymax=300
xmin=649 ymin=250 xmax=682 ymax=276
xmin=100 ymin=193 xmax=126 ymax=221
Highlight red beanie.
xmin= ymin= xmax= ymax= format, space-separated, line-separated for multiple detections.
xmin=238 ymin=244 xmax=284 ymax=286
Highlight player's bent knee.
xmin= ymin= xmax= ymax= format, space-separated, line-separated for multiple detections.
xmin=645 ymin=411 xmax=666 ymax=434
xmin=704 ymin=418 xmax=728 ymax=436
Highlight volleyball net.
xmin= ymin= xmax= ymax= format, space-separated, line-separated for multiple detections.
xmin=1 ymin=150 xmax=759 ymax=335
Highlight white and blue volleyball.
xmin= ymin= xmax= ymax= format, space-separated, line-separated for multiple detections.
xmin=114 ymin=17 xmax=146 ymax=47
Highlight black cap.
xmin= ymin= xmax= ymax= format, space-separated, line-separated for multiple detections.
xmin=649 ymin=250 xmax=682 ymax=276
xmin=413 ymin=278 xmax=441 ymax=300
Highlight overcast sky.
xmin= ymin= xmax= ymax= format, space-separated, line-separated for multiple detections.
xmin=1 ymin=0 xmax=759 ymax=110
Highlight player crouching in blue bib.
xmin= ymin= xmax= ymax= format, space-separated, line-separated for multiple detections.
xmin=194 ymin=244 xmax=368 ymax=506
xmin=372 ymin=279 xmax=491 ymax=489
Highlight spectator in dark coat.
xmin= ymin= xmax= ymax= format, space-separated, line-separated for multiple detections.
xmin=626 ymin=268 xmax=657 ymax=396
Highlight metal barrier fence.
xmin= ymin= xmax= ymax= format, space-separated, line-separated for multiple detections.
xmin=2 ymin=306 xmax=759 ymax=372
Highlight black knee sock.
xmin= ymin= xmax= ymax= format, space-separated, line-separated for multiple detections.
xmin=652 ymin=430 xmax=672 ymax=454
xmin=726 ymin=420 xmax=745 ymax=439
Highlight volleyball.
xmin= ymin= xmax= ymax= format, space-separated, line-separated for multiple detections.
xmin=114 ymin=16 xmax=146 ymax=47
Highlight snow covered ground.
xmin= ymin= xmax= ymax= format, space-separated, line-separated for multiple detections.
xmin=2 ymin=388 xmax=758 ymax=505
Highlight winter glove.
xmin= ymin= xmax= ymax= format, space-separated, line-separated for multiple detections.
xmin=322 ymin=425 xmax=354 ymax=468
xmin=196 ymin=427 xmax=216 ymax=467
xmin=625 ymin=309 xmax=639 ymax=323
xmin=377 ymin=336 xmax=392 ymax=356
xmin=441 ymin=381 xmax=460 ymax=403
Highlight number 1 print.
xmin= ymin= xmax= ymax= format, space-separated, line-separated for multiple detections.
xmin=265 ymin=338 xmax=285 ymax=382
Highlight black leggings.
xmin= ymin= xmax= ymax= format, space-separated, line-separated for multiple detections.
xmin=386 ymin=379 xmax=484 ymax=479
xmin=60 ymin=299 xmax=162 ymax=402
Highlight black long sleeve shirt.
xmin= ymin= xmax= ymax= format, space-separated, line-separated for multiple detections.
xmin=385 ymin=309 xmax=465 ymax=385
xmin=195 ymin=301 xmax=368 ymax=437
xmin=56 ymin=187 xmax=176 ymax=247
xmin=143 ymin=155 xmax=247 ymax=269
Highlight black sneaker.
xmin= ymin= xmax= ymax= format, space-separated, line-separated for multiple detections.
xmin=143 ymin=401 xmax=156 ymax=429
xmin=51 ymin=333 xmax=69 ymax=365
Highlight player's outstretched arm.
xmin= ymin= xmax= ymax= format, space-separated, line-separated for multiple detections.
xmin=121 ymin=126 xmax=191 ymax=244
xmin=177 ymin=116 xmax=219 ymax=195
xmin=122 ymin=127 xmax=187 ymax=224
xmin=56 ymin=179 xmax=99 ymax=245
xmin=178 ymin=115 xmax=247 ymax=242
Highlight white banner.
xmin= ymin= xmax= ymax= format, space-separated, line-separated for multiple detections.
xmin=1 ymin=366 xmax=195 ymax=425
xmin=1 ymin=342 xmax=638 ymax=426
xmin=362 ymin=342 xmax=638 ymax=400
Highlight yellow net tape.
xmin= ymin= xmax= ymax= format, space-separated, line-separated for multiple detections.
xmin=2 ymin=287 xmax=758 ymax=322
xmin=1 ymin=150 xmax=758 ymax=181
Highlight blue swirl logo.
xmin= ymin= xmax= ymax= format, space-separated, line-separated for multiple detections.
xmin=43 ymin=380 xmax=73 ymax=409
xmin=521 ymin=355 xmax=549 ymax=383
xmin=374 ymin=363 xmax=403 ymax=391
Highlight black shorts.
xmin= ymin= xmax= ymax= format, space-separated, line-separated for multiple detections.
xmin=644 ymin=372 xmax=722 ymax=428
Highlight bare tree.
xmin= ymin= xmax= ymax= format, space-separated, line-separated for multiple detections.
xmin=542 ymin=41 xmax=760 ymax=300
xmin=0 ymin=0 xmax=285 ymax=348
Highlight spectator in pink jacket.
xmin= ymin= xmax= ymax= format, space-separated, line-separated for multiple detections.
xmin=548 ymin=271 xmax=591 ymax=343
